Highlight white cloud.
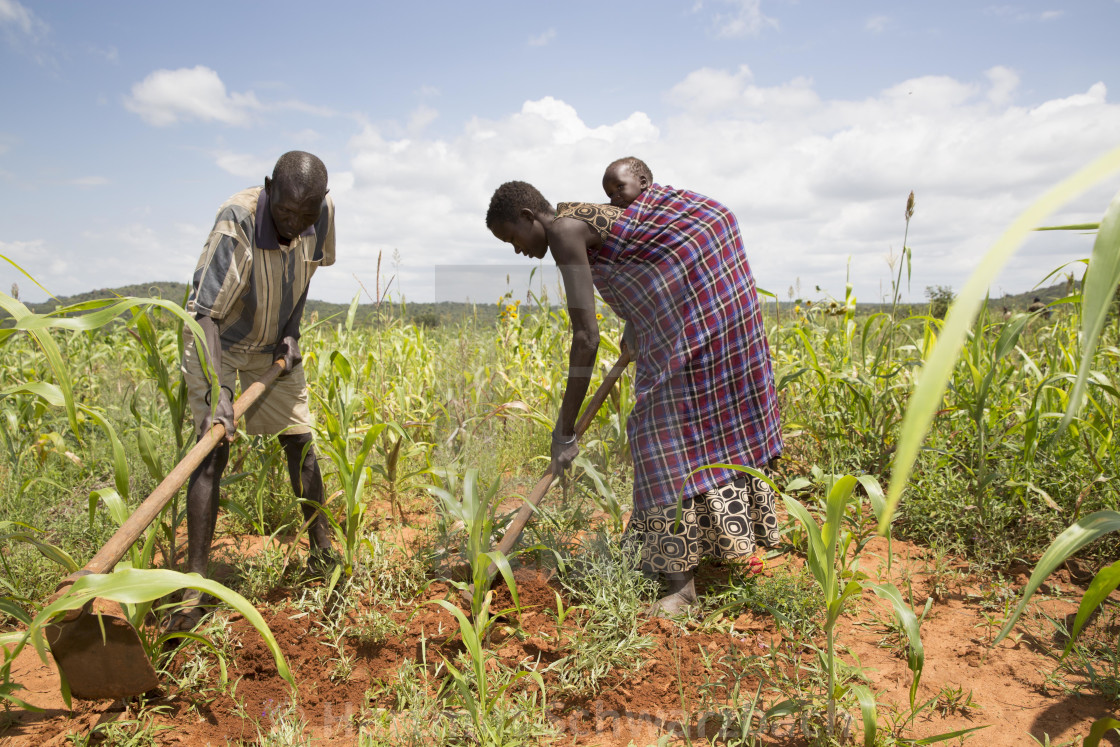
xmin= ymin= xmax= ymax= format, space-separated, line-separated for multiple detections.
xmin=527 ymin=28 xmax=556 ymax=47
xmin=984 ymin=5 xmax=1065 ymax=22
xmin=985 ymin=65 xmax=1019 ymax=105
xmin=865 ymin=15 xmax=889 ymax=33
xmin=319 ymin=68 xmax=1120 ymax=306
xmin=124 ymin=66 xmax=261 ymax=126
xmin=85 ymin=43 xmax=117 ymax=62
xmin=212 ymin=150 xmax=273 ymax=180
xmin=0 ymin=0 xmax=46 ymax=40
xmin=0 ymin=0 xmax=51 ymax=64
xmin=697 ymin=0 xmax=778 ymax=38
xmin=30 ymin=64 xmax=1117 ymax=307
xmin=1 ymin=222 xmax=209 ymax=302
xmin=408 ymin=105 xmax=439 ymax=133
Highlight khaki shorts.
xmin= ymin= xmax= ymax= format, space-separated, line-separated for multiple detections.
xmin=182 ymin=340 xmax=313 ymax=438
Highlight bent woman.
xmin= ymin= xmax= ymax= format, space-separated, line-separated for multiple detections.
xmin=486 ymin=180 xmax=783 ymax=616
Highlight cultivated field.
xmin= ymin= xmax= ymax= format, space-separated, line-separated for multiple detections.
xmin=2 ymin=197 xmax=1120 ymax=745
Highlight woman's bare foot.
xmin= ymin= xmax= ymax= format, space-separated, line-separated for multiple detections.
xmin=645 ymin=571 xmax=697 ymax=617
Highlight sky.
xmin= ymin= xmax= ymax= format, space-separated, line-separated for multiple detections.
xmin=2 ymin=1 xmax=1120 ymax=308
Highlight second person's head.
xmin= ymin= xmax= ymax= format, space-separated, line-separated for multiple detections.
xmin=602 ymin=157 xmax=653 ymax=208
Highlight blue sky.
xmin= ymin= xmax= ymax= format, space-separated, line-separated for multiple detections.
xmin=3 ymin=1 xmax=1119 ymax=306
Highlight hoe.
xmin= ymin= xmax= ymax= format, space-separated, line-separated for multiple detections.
xmin=44 ymin=359 xmax=287 ymax=700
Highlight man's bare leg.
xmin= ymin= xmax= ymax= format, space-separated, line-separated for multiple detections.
xmin=167 ymin=441 xmax=229 ymax=633
xmin=279 ymin=433 xmax=337 ymax=575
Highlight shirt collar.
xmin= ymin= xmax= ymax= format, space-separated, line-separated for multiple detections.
xmin=255 ymin=186 xmax=317 ymax=249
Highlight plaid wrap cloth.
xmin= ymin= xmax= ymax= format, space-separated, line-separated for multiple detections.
xmin=590 ymin=184 xmax=783 ymax=512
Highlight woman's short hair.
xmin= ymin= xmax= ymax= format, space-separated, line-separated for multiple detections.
xmin=486 ymin=181 xmax=553 ymax=228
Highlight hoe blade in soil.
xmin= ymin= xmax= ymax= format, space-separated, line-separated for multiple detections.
xmin=45 ymin=603 xmax=158 ymax=700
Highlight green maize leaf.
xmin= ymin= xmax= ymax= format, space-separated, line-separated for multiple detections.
xmin=478 ymin=549 xmax=519 ymax=611
xmin=441 ymin=658 xmax=478 ymax=717
xmin=1059 ymin=187 xmax=1120 ymax=437
xmin=0 ymin=253 xmax=58 ymax=300
xmin=994 ymin=313 xmax=1032 ymax=362
xmin=848 ymin=683 xmax=877 ymax=747
xmin=763 ymin=699 xmax=799 ymax=720
xmin=15 ymin=297 xmax=197 ymax=334
xmin=855 ymin=474 xmax=887 ymax=523
xmin=1062 ymin=558 xmax=1120 ymax=658
xmin=1085 ymin=718 xmax=1120 ymax=747
xmin=135 ymin=425 xmax=164 ymax=483
xmin=0 ymin=599 xmax=31 ymax=625
xmin=0 ymin=381 xmax=64 ymax=406
xmin=994 ymin=510 xmax=1120 ymax=644
xmin=1035 ymin=223 xmax=1100 ymax=231
xmin=782 ymin=495 xmax=829 ymax=595
xmin=28 ymin=568 xmax=293 ymax=690
xmin=0 ymin=292 xmax=80 ymax=436
xmin=0 ymin=522 xmax=79 ymax=573
xmin=330 ymin=349 xmax=352 ymax=381
xmin=822 ymin=476 xmax=857 ymax=582
xmin=776 ymin=366 xmax=810 ymax=392
xmin=88 ymin=488 xmax=130 ymax=528
xmin=784 ymin=476 xmax=813 ymax=493
xmin=880 ymin=146 xmax=1120 ymax=534
xmin=828 ymin=579 xmax=864 ymax=627
xmin=345 ymin=292 xmax=360 ymax=332
xmin=78 ymin=407 xmax=130 ymax=501
xmin=868 ymin=582 xmax=925 ymax=706
xmin=11 ymin=297 xmax=207 ymax=362
xmin=429 ymin=598 xmax=482 ymax=663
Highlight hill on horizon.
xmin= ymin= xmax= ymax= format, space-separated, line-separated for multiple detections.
xmin=9 ymin=278 xmax=1079 ymax=325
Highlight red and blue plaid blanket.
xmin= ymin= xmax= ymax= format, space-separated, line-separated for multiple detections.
xmin=591 ymin=184 xmax=783 ymax=512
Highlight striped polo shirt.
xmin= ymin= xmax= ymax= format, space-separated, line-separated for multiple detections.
xmin=187 ymin=186 xmax=335 ymax=354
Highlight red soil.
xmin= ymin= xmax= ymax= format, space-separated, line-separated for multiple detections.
xmin=3 ymin=537 xmax=1118 ymax=746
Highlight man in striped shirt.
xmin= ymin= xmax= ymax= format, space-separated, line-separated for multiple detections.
xmin=170 ymin=151 xmax=337 ymax=633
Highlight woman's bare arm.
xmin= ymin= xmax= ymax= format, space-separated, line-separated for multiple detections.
xmin=547 ymin=218 xmax=601 ymax=469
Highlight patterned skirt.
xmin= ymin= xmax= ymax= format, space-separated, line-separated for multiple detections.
xmin=622 ymin=473 xmax=781 ymax=575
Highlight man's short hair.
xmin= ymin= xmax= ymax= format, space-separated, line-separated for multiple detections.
xmin=486 ymin=181 xmax=553 ymax=228
xmin=608 ymin=156 xmax=653 ymax=184
xmin=273 ymin=151 xmax=328 ymax=197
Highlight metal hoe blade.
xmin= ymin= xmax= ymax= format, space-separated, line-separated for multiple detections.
xmin=45 ymin=604 xmax=158 ymax=700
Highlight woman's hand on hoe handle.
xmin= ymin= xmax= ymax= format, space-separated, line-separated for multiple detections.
xmin=550 ymin=429 xmax=579 ymax=474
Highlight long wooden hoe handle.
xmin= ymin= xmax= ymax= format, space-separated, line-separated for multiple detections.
xmin=60 ymin=359 xmax=287 ymax=585
xmin=480 ymin=349 xmax=631 ymax=592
